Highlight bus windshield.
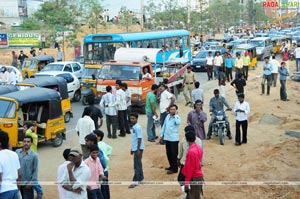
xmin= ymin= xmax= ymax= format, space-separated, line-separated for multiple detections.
xmin=0 ymin=100 xmax=16 ymax=118
xmin=99 ymin=65 xmax=141 ymax=81
xmin=84 ymin=42 xmax=124 ymax=63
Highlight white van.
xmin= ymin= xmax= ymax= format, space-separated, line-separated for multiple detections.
xmin=250 ymin=37 xmax=272 ymax=60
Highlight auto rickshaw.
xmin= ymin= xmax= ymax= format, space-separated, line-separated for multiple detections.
xmin=0 ymin=87 xmax=66 ymax=148
xmin=233 ymin=44 xmax=257 ymax=69
xmin=81 ymin=64 xmax=102 ymax=105
xmin=271 ymin=37 xmax=284 ymax=54
xmin=16 ymin=76 xmax=73 ymax=123
xmin=0 ymin=85 xmax=19 ymax=95
xmin=22 ymin=55 xmax=55 ymax=78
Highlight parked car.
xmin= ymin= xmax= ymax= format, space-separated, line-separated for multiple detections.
xmin=33 ymin=71 xmax=81 ymax=102
xmin=40 ymin=61 xmax=83 ymax=79
xmin=0 ymin=65 xmax=23 ymax=84
xmin=190 ymin=50 xmax=217 ymax=72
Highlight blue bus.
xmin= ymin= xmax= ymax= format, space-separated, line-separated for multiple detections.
xmin=83 ymin=30 xmax=192 ymax=64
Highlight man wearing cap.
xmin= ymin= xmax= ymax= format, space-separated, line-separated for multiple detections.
xmin=242 ymin=51 xmax=250 ymax=80
xmin=261 ymin=57 xmax=273 ymax=96
xmin=61 ymin=149 xmax=91 ymax=199
xmin=183 ymin=66 xmax=195 ymax=106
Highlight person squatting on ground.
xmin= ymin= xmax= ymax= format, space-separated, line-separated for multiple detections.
xmin=177 ymin=126 xmax=203 ymax=199
xmin=160 ymin=104 xmax=182 ymax=175
xmin=261 ymin=57 xmax=273 ymax=96
xmin=128 ymin=112 xmax=145 ymax=188
xmin=234 ymin=94 xmax=250 ymax=146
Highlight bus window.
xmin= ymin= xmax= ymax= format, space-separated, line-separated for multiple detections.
xmin=132 ymin=40 xmax=142 ymax=48
xmin=151 ymin=39 xmax=158 ymax=48
xmin=158 ymin=39 xmax=164 ymax=48
xmin=143 ymin=40 xmax=150 ymax=48
xmin=183 ymin=36 xmax=190 ymax=48
xmin=165 ymin=38 xmax=173 ymax=50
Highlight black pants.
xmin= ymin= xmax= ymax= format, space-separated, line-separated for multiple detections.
xmin=124 ymin=108 xmax=131 ymax=133
xmin=261 ymin=74 xmax=272 ymax=94
xmin=106 ymin=115 xmax=118 ymax=137
xmin=101 ymin=171 xmax=110 ymax=199
xmin=243 ymin=65 xmax=249 ymax=80
xmin=280 ymin=80 xmax=287 ymax=100
xmin=207 ymin=65 xmax=213 ymax=80
xmin=235 ymin=68 xmax=243 ymax=79
xmin=226 ymin=67 xmax=233 ymax=81
xmin=165 ymin=141 xmax=179 ymax=172
xmin=235 ymin=120 xmax=248 ymax=144
xmin=118 ymin=110 xmax=127 ymax=135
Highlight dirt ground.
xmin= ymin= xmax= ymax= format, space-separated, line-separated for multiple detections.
xmin=1 ymin=25 xmax=300 ymax=198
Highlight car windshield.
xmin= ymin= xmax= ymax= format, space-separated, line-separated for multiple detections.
xmin=41 ymin=64 xmax=64 ymax=72
xmin=0 ymin=100 xmax=16 ymax=118
xmin=250 ymin=40 xmax=265 ymax=47
xmin=82 ymin=68 xmax=101 ymax=79
xmin=23 ymin=60 xmax=36 ymax=69
xmin=99 ymin=65 xmax=141 ymax=81
xmin=195 ymin=51 xmax=208 ymax=58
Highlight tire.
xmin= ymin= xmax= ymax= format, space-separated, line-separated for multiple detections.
xmin=52 ymin=133 xmax=63 ymax=147
xmin=139 ymin=105 xmax=146 ymax=114
xmin=64 ymin=112 xmax=71 ymax=123
xmin=82 ymin=96 xmax=89 ymax=105
xmin=73 ymin=90 xmax=81 ymax=102
xmin=218 ymin=128 xmax=225 ymax=145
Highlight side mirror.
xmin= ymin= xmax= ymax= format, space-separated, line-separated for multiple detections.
xmin=139 ymin=74 xmax=143 ymax=80
xmin=92 ymin=74 xmax=95 ymax=80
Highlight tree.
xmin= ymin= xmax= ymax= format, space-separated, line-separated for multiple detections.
xmin=21 ymin=19 xmax=42 ymax=30
xmin=119 ymin=6 xmax=140 ymax=32
xmin=80 ymin=0 xmax=103 ymax=33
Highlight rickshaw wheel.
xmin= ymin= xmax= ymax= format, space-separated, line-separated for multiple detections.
xmin=64 ymin=112 xmax=71 ymax=123
xmin=52 ymin=134 xmax=63 ymax=147
xmin=82 ymin=96 xmax=89 ymax=105
xmin=73 ymin=90 xmax=81 ymax=102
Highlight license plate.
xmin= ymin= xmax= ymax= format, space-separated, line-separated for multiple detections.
xmin=196 ymin=65 xmax=201 ymax=68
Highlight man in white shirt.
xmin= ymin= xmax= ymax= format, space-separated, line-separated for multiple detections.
xmin=295 ymin=44 xmax=300 ymax=72
xmin=7 ymin=67 xmax=16 ymax=85
xmin=159 ymin=84 xmax=175 ymax=126
xmin=122 ymin=82 xmax=131 ymax=133
xmin=206 ymin=51 xmax=214 ymax=80
xmin=60 ymin=149 xmax=91 ymax=199
xmin=57 ymin=148 xmax=71 ymax=199
xmin=0 ymin=130 xmax=21 ymax=199
xmin=76 ymin=107 xmax=95 ymax=159
xmin=270 ymin=53 xmax=280 ymax=87
xmin=114 ymin=80 xmax=128 ymax=137
xmin=234 ymin=94 xmax=250 ymax=146
xmin=213 ymin=51 xmax=223 ymax=79
xmin=100 ymin=86 xmax=118 ymax=139
xmin=142 ymin=67 xmax=152 ymax=80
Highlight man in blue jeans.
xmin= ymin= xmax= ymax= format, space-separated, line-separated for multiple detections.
xmin=145 ymin=84 xmax=159 ymax=142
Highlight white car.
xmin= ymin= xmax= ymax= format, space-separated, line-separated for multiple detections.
xmin=41 ymin=61 xmax=83 ymax=79
xmin=0 ymin=65 xmax=23 ymax=84
xmin=33 ymin=71 xmax=81 ymax=101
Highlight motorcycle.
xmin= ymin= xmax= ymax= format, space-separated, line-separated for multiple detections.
xmin=212 ymin=109 xmax=230 ymax=145
xmin=289 ymin=49 xmax=295 ymax=61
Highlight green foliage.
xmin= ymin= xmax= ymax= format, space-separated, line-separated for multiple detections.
xmin=21 ymin=19 xmax=42 ymax=30
xmin=80 ymin=0 xmax=103 ymax=33
xmin=119 ymin=6 xmax=140 ymax=32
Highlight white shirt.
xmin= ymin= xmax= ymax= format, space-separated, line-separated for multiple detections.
xmin=191 ymin=88 xmax=204 ymax=103
xmin=270 ymin=59 xmax=280 ymax=74
xmin=114 ymin=89 xmax=127 ymax=111
xmin=295 ymin=47 xmax=300 ymax=58
xmin=125 ymin=89 xmax=131 ymax=106
xmin=0 ymin=149 xmax=20 ymax=193
xmin=7 ymin=71 xmax=16 ymax=85
xmin=160 ymin=90 xmax=173 ymax=113
xmin=60 ymin=161 xmax=91 ymax=199
xmin=75 ymin=116 xmax=95 ymax=145
xmin=234 ymin=100 xmax=250 ymax=121
xmin=57 ymin=161 xmax=71 ymax=199
xmin=206 ymin=56 xmax=214 ymax=65
xmin=142 ymin=73 xmax=152 ymax=79
xmin=0 ymin=71 xmax=8 ymax=84
xmin=100 ymin=92 xmax=117 ymax=116
xmin=214 ymin=56 xmax=223 ymax=66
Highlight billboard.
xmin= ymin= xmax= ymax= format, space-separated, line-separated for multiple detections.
xmin=0 ymin=33 xmax=8 ymax=47
xmin=7 ymin=33 xmax=40 ymax=47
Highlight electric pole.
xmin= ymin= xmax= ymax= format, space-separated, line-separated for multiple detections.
xmin=141 ymin=0 xmax=144 ymax=31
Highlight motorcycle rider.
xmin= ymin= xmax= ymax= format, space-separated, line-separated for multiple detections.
xmin=207 ymin=89 xmax=232 ymax=140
